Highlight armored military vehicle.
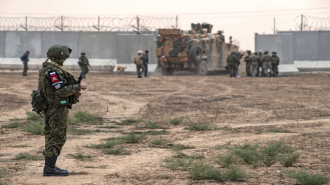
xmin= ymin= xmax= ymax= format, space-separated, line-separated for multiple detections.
xmin=156 ymin=23 xmax=239 ymax=75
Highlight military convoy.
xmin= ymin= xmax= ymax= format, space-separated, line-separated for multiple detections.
xmin=156 ymin=23 xmax=239 ymax=75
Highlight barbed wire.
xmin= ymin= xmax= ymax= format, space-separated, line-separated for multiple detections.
xmin=0 ymin=16 xmax=178 ymax=31
xmin=295 ymin=15 xmax=330 ymax=31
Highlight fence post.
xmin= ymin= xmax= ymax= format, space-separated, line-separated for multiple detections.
xmin=26 ymin=16 xmax=28 ymax=31
xmin=98 ymin=15 xmax=100 ymax=31
xmin=176 ymin=15 xmax=178 ymax=28
xmin=137 ymin=15 xmax=140 ymax=32
xmin=61 ymin=16 xmax=63 ymax=31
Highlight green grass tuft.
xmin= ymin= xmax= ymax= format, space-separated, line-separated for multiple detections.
xmin=286 ymin=170 xmax=330 ymax=185
xmin=21 ymin=121 xmax=44 ymax=135
xmin=69 ymin=111 xmax=96 ymax=125
xmin=70 ymin=171 xmax=89 ymax=175
xmin=168 ymin=117 xmax=184 ymax=125
xmin=184 ymin=122 xmax=211 ymax=131
xmin=267 ymin=128 xmax=292 ymax=133
xmin=14 ymin=153 xmax=43 ymax=161
xmin=163 ymin=157 xmax=194 ymax=171
xmin=280 ymin=153 xmax=300 ymax=167
xmin=150 ymin=139 xmax=166 ymax=146
xmin=10 ymin=145 xmax=29 ymax=148
xmin=214 ymin=153 xmax=237 ymax=168
xmin=104 ymin=147 xmax=130 ymax=155
xmin=90 ymin=140 xmax=124 ymax=149
xmin=67 ymin=147 xmax=92 ymax=161
xmin=117 ymin=119 xmax=142 ymax=125
xmin=26 ymin=112 xmax=41 ymax=122
xmin=2 ymin=118 xmax=20 ymax=128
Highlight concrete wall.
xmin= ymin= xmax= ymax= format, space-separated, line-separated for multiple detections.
xmin=256 ymin=31 xmax=330 ymax=72
xmin=0 ymin=31 xmax=157 ymax=68
xmin=255 ymin=33 xmax=299 ymax=75
xmin=255 ymin=33 xmax=294 ymax=65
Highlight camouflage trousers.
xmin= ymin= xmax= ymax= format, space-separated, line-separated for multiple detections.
xmin=136 ymin=64 xmax=145 ymax=76
xmin=79 ymin=64 xmax=89 ymax=75
xmin=272 ymin=63 xmax=279 ymax=76
xmin=43 ymin=105 xmax=69 ymax=157
xmin=262 ymin=62 xmax=273 ymax=76
xmin=251 ymin=63 xmax=259 ymax=77
xmin=227 ymin=63 xmax=237 ymax=77
xmin=245 ymin=62 xmax=252 ymax=76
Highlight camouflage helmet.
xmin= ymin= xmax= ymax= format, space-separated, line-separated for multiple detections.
xmin=231 ymin=51 xmax=237 ymax=55
xmin=47 ymin=45 xmax=72 ymax=59
xmin=263 ymin=51 xmax=269 ymax=55
xmin=81 ymin=52 xmax=86 ymax=55
xmin=254 ymin=52 xmax=258 ymax=55
xmin=246 ymin=50 xmax=251 ymax=54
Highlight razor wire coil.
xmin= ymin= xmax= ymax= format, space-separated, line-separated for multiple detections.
xmin=295 ymin=15 xmax=330 ymax=31
xmin=0 ymin=16 xmax=178 ymax=31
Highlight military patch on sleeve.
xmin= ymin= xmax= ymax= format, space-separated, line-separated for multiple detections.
xmin=49 ymin=72 xmax=64 ymax=90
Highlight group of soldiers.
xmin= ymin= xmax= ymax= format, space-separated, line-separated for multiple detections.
xmin=227 ymin=50 xmax=280 ymax=78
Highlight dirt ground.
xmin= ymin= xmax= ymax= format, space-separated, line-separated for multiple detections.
xmin=0 ymin=69 xmax=330 ymax=185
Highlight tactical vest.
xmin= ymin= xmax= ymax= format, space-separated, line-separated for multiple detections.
xmin=250 ymin=55 xmax=258 ymax=64
xmin=263 ymin=55 xmax=271 ymax=63
xmin=39 ymin=62 xmax=78 ymax=108
xmin=271 ymin=56 xmax=279 ymax=64
xmin=135 ymin=55 xmax=143 ymax=65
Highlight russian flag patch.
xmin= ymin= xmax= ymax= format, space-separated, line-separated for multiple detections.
xmin=50 ymin=72 xmax=59 ymax=83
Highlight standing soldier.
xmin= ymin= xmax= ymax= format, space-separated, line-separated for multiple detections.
xmin=271 ymin=52 xmax=280 ymax=77
xmin=39 ymin=45 xmax=87 ymax=176
xmin=244 ymin=50 xmax=252 ymax=76
xmin=143 ymin=50 xmax=149 ymax=77
xmin=134 ymin=50 xmax=145 ymax=78
xmin=262 ymin=51 xmax=273 ymax=77
xmin=21 ymin=50 xmax=30 ymax=76
xmin=227 ymin=51 xmax=238 ymax=78
xmin=257 ymin=50 xmax=263 ymax=77
xmin=251 ymin=52 xmax=260 ymax=77
xmin=78 ymin=52 xmax=90 ymax=76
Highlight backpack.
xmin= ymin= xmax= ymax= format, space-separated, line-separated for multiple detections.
xmin=31 ymin=66 xmax=48 ymax=115
xmin=31 ymin=90 xmax=47 ymax=115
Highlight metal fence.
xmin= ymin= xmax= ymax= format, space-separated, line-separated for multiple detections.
xmin=295 ymin=15 xmax=330 ymax=31
xmin=0 ymin=15 xmax=179 ymax=31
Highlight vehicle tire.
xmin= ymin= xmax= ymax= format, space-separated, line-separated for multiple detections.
xmin=161 ymin=68 xmax=174 ymax=75
xmin=189 ymin=45 xmax=203 ymax=66
xmin=197 ymin=60 xmax=208 ymax=76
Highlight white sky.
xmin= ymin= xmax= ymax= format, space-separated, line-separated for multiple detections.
xmin=1 ymin=0 xmax=330 ymax=50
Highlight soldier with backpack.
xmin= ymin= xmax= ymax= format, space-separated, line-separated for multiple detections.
xmin=31 ymin=44 xmax=87 ymax=176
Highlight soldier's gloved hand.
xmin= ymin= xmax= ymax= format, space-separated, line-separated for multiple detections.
xmin=80 ymin=82 xmax=87 ymax=90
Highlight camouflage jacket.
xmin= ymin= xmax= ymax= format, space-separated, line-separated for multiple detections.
xmin=262 ymin=55 xmax=271 ymax=63
xmin=38 ymin=61 xmax=81 ymax=108
xmin=79 ymin=56 xmax=89 ymax=66
xmin=227 ymin=54 xmax=238 ymax=64
xmin=271 ymin=55 xmax=280 ymax=65
xmin=249 ymin=55 xmax=259 ymax=64
xmin=244 ymin=54 xmax=251 ymax=63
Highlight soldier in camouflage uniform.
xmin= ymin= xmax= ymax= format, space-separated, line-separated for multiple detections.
xmin=227 ymin=51 xmax=238 ymax=78
xmin=39 ymin=45 xmax=87 ymax=176
xmin=262 ymin=51 xmax=273 ymax=77
xmin=250 ymin=52 xmax=260 ymax=77
xmin=134 ymin=50 xmax=145 ymax=78
xmin=257 ymin=51 xmax=263 ymax=77
xmin=271 ymin=52 xmax=280 ymax=77
xmin=244 ymin=50 xmax=252 ymax=76
xmin=78 ymin=52 xmax=90 ymax=75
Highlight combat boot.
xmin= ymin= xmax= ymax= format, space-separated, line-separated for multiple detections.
xmin=43 ymin=157 xmax=69 ymax=176
xmin=138 ymin=75 xmax=142 ymax=78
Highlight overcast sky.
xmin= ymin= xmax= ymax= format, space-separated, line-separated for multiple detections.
xmin=1 ymin=0 xmax=330 ymax=50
